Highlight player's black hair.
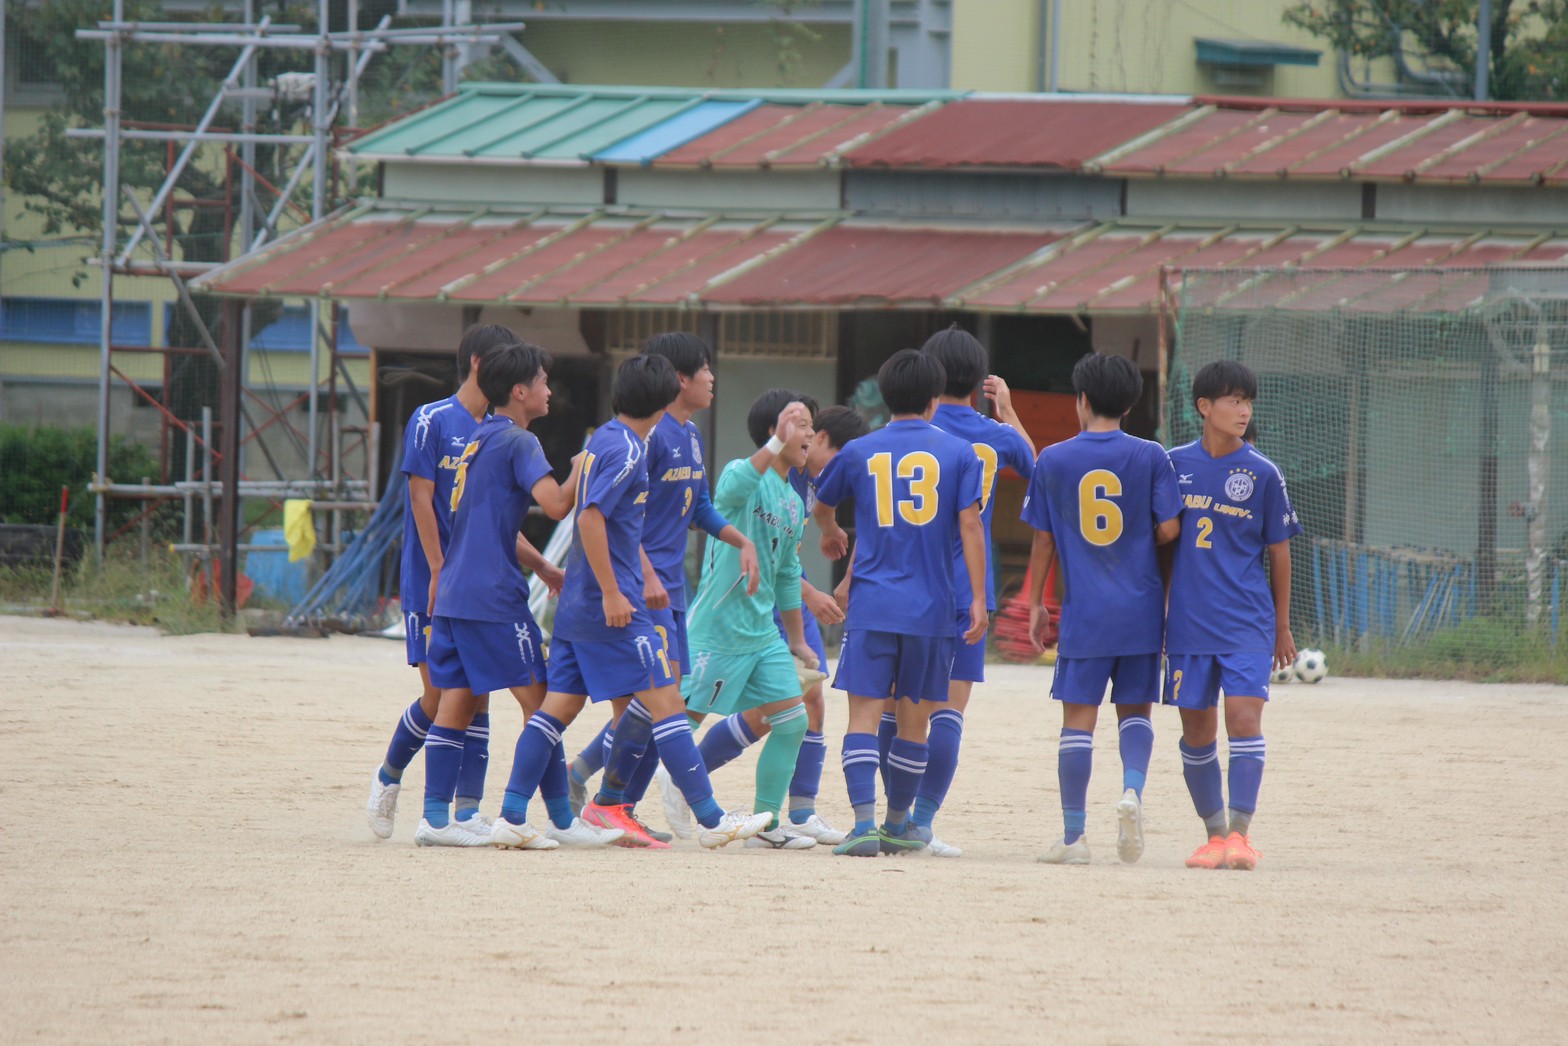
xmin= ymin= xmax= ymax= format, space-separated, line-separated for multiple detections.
xmin=611 ymin=353 xmax=681 ymax=419
xmin=456 ymin=323 xmax=518 ymax=378
xmin=920 ymin=323 xmax=987 ymax=398
xmin=639 ymin=331 xmax=711 ymax=378
xmin=878 ymin=348 xmax=946 ymax=416
xmin=1243 ymin=418 xmax=1258 ymax=444
xmin=1191 ymin=359 xmax=1258 ymax=411
xmin=1071 ymin=352 xmax=1143 ymax=418
xmin=747 ymin=388 xmax=820 ymax=447
xmin=478 ymin=341 xmax=551 ymax=408
xmin=813 ymin=405 xmax=869 ymax=450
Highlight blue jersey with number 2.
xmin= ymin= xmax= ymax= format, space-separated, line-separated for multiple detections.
xmin=814 ymin=418 xmax=982 ymax=638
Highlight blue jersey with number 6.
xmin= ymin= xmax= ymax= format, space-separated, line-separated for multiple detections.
xmin=1021 ymin=429 xmax=1181 ymax=658
xmin=814 ymin=418 xmax=982 ymax=638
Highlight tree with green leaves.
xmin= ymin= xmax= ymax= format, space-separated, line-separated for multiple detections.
xmin=1284 ymin=0 xmax=1568 ymax=101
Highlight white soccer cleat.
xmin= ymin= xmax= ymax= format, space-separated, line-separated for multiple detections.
xmin=414 ymin=818 xmax=492 ymax=848
xmin=926 ymin=835 xmax=963 ymax=858
xmin=489 ymin=819 xmax=560 ymax=850
xmin=543 ymin=817 xmax=625 ymax=848
xmin=367 ymin=774 xmax=400 ymax=840
xmin=744 ymin=826 xmax=818 ymax=850
xmin=655 ymin=765 xmax=697 ymax=839
xmin=1038 ymin=836 xmax=1091 ymax=865
xmin=1116 ymin=788 xmax=1145 ymax=864
xmin=786 ymin=813 xmax=847 ymax=846
xmin=698 ymin=810 xmax=773 ymax=849
xmin=454 ymin=811 xmax=494 ymax=840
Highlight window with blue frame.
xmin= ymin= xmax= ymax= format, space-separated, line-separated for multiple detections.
xmin=162 ymin=303 xmax=367 ymax=355
xmin=1 ymin=297 xmax=153 ymax=346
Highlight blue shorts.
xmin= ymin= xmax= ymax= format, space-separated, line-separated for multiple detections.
xmin=773 ymin=606 xmax=828 ymax=678
xmin=427 ymin=615 xmax=544 ymax=694
xmin=648 ymin=606 xmax=689 ymax=671
xmin=547 ymin=630 xmax=676 ymax=702
xmin=951 ymin=610 xmax=987 ymax=683
xmin=1052 ymin=653 xmax=1160 ymax=705
xmin=1163 ymin=652 xmax=1274 ymax=709
xmin=683 ymin=640 xmax=801 ymax=716
xmin=833 ymin=629 xmax=955 ymax=704
xmin=405 ymin=610 xmax=431 ymax=666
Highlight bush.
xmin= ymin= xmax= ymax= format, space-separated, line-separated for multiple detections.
xmin=0 ymin=422 xmax=164 ymax=533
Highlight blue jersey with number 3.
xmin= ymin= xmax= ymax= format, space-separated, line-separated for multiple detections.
xmin=433 ymin=414 xmax=554 ymax=623
xmin=399 ymin=395 xmax=482 ymax=614
xmin=1021 ymin=429 xmax=1182 ymax=658
xmin=640 ymin=413 xmax=729 ymax=611
xmin=931 ymin=403 xmax=1035 ymax=612
xmin=814 ymin=418 xmax=983 ymax=638
xmin=552 ymin=419 xmax=652 ymax=644
xmin=1165 ymin=441 xmax=1302 ymax=655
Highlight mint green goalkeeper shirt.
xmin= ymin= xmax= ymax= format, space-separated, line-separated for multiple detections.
xmin=684 ymin=458 xmax=805 ymax=654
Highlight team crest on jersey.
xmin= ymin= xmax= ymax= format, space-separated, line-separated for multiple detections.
xmin=1224 ymin=469 xmax=1256 ymax=502
xmin=690 ymin=437 xmax=702 ymax=465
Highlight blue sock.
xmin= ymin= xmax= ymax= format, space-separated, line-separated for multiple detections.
xmin=421 ymin=724 xmax=465 ymax=828
xmin=651 ymin=713 xmax=722 ymax=827
xmin=841 ymin=732 xmax=880 ymax=835
xmin=1118 ymin=714 xmax=1154 ymax=797
xmin=540 ymin=740 xmax=574 ymax=830
xmin=911 ymin=709 xmax=963 ymax=827
xmin=597 ymin=701 xmax=653 ymax=806
xmin=380 ymin=699 xmax=432 ymax=784
xmin=1058 ymin=728 xmax=1093 ymax=843
xmin=788 ymin=730 xmax=828 ymax=823
xmin=1227 ymin=735 xmax=1266 ymax=832
xmin=623 ymin=741 xmax=661 ymax=805
xmin=883 ymin=737 xmax=928 ymax=830
xmin=499 ymin=712 xmax=564 ymax=826
xmin=1180 ymin=739 xmax=1227 ymax=836
xmin=571 ymin=721 xmax=611 ymax=784
xmin=875 ymin=713 xmax=897 ymax=794
xmin=453 ymin=713 xmax=489 ymax=820
xmin=698 ymin=712 xmax=759 ymax=774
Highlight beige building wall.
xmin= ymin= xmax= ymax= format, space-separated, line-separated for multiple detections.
xmin=952 ymin=0 xmax=1398 ymax=99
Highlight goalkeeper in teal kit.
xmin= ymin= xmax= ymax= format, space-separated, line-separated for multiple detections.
xmin=678 ymin=389 xmax=823 ymax=847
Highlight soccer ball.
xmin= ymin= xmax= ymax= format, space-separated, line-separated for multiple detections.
xmin=1293 ymin=648 xmax=1328 ymax=683
xmin=1270 ymin=665 xmax=1294 ymax=685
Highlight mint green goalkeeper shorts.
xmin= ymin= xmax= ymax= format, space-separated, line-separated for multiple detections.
xmin=682 ymin=639 xmax=801 ymax=716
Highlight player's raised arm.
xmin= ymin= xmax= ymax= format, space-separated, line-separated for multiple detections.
xmin=984 ymin=373 xmax=1035 ymax=454
xmin=528 ymin=452 xmax=582 ymax=521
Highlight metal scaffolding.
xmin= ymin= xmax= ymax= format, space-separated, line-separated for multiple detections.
xmin=77 ymin=1 xmax=520 ymax=616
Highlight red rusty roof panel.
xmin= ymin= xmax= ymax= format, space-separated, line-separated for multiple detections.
xmin=704 ymin=226 xmax=1062 ymax=306
xmin=653 ymin=103 xmax=917 ymax=168
xmin=1157 ymin=109 xmax=1325 ymax=175
xmin=215 ymin=218 xmax=392 ymax=296
xmin=1100 ymin=107 xmax=1266 ymax=174
xmin=843 ymin=98 xmax=1182 ymax=170
xmin=627 ymin=228 xmax=798 ymax=303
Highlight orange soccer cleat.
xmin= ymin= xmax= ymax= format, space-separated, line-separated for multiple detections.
xmin=582 ymin=800 xmax=670 ymax=849
xmin=1185 ymin=835 xmax=1229 ymax=869
xmin=1223 ymin=831 xmax=1261 ymax=871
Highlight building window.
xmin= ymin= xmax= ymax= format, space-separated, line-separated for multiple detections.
xmin=0 ymin=297 xmax=152 ymax=347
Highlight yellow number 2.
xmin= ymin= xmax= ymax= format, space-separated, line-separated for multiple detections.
xmin=1195 ymin=516 xmax=1214 ymax=549
xmin=868 ymin=451 xmax=942 ymax=527
xmin=1077 ymin=469 xmax=1124 ymax=546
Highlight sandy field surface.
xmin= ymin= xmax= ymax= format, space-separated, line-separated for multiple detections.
xmin=2 ymin=615 xmax=1565 ymax=1044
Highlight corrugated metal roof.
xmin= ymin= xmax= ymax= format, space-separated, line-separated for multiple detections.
xmin=1089 ymin=97 xmax=1568 ymax=184
xmin=703 ymin=225 xmax=1066 ymax=306
xmin=348 ymin=83 xmax=961 ymax=165
xmin=951 ymin=222 xmax=1568 ymax=312
xmin=192 ymin=205 xmax=814 ymax=306
xmin=650 ymin=102 xmax=928 ymax=169
xmin=842 ymin=97 xmax=1186 ymax=170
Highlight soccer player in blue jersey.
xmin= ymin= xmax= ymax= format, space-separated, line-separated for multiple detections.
xmin=812 ymin=349 xmax=988 ymax=857
xmin=1165 ymin=360 xmax=1301 ymax=871
xmin=1022 ymin=353 xmax=1181 ymax=865
xmin=366 ymin=324 xmax=552 ymax=840
xmin=908 ymin=325 xmax=1036 ymax=858
xmin=495 ymin=354 xmax=773 ymax=849
xmin=565 ymin=333 xmax=760 ymax=839
xmin=414 ymin=341 xmax=615 ymax=848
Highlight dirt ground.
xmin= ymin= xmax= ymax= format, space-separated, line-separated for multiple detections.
xmin=2 ymin=616 xmax=1564 ymax=1044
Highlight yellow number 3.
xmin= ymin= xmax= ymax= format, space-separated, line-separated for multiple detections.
xmin=1077 ymin=469 xmax=1124 ymax=546
xmin=449 ymin=441 xmax=481 ymax=512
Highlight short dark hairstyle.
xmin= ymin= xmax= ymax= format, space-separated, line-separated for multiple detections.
xmin=640 ymin=331 xmax=711 ymax=378
xmin=747 ymin=388 xmax=820 ymax=447
xmin=877 ymin=349 xmax=945 ymax=416
xmin=612 ymin=353 xmax=681 ymax=419
xmin=813 ymin=405 xmax=869 ymax=450
xmin=1191 ymin=359 xmax=1258 ymax=411
xmin=1071 ymin=353 xmax=1143 ymax=418
xmin=1243 ymin=419 xmax=1258 ymax=443
xmin=478 ymin=341 xmax=551 ymax=408
xmin=456 ymin=323 xmax=518 ymax=377
xmin=920 ymin=324 xmax=987 ymax=398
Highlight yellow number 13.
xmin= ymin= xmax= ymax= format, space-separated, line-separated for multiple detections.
xmin=868 ymin=451 xmax=941 ymax=527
